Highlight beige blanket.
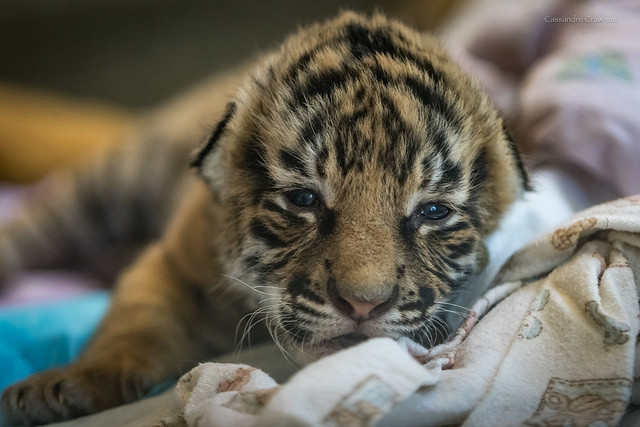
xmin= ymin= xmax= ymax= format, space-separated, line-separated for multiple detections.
xmin=156 ymin=195 xmax=640 ymax=426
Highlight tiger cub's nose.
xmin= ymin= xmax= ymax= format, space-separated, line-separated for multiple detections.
xmin=328 ymin=281 xmax=398 ymax=324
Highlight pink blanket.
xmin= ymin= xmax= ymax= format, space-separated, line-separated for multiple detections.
xmin=445 ymin=0 xmax=640 ymax=199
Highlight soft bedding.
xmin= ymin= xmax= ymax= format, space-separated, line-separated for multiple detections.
xmin=2 ymin=0 xmax=639 ymax=425
xmin=45 ymin=189 xmax=640 ymax=427
xmin=149 ymin=194 xmax=640 ymax=426
xmin=0 ymin=184 xmax=108 ymax=397
xmin=0 ymin=291 xmax=108 ymax=393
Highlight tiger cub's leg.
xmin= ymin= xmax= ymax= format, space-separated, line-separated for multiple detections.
xmin=1 ymin=185 xmax=251 ymax=425
xmin=0 ymin=242 xmax=227 ymax=425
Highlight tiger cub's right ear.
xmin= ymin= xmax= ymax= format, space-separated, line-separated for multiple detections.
xmin=191 ymin=102 xmax=237 ymax=195
xmin=191 ymin=101 xmax=237 ymax=170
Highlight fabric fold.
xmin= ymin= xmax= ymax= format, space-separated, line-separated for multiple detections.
xmin=168 ymin=196 xmax=640 ymax=426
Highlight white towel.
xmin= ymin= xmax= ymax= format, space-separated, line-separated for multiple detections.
xmin=164 ymin=195 xmax=639 ymax=426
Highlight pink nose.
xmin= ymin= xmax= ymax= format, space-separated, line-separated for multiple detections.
xmin=341 ymin=296 xmax=384 ymax=321
xmin=328 ymin=282 xmax=398 ymax=324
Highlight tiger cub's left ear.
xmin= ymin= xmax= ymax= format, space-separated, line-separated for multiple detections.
xmin=191 ymin=101 xmax=237 ymax=195
xmin=191 ymin=101 xmax=236 ymax=169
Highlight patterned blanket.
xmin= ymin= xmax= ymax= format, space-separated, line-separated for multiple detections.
xmin=160 ymin=196 xmax=639 ymax=426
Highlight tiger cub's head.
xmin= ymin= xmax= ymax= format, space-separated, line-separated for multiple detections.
xmin=194 ymin=12 xmax=529 ymax=363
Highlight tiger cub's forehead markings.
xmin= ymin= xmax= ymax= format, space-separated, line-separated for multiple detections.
xmin=259 ymin=15 xmax=460 ymax=129
xmin=226 ymin=11 xmax=520 ymax=237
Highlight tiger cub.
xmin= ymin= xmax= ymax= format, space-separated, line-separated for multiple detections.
xmin=0 ymin=11 xmax=529 ymax=425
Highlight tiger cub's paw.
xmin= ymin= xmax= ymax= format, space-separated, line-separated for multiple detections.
xmin=1 ymin=360 xmax=155 ymax=426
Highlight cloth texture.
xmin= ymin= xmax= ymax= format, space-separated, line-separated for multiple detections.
xmin=444 ymin=0 xmax=640 ymax=199
xmin=158 ymin=195 xmax=640 ymax=426
xmin=2 ymin=1 xmax=639 ymax=425
xmin=0 ymin=291 xmax=109 ymax=393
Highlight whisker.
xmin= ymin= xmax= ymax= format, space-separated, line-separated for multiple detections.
xmin=221 ymin=274 xmax=273 ymax=296
xmin=235 ymin=306 xmax=272 ymax=353
xmin=431 ymin=316 xmax=451 ymax=339
xmin=269 ymin=315 xmax=297 ymax=367
xmin=435 ymin=301 xmax=472 ymax=313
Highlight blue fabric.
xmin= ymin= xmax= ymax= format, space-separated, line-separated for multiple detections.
xmin=0 ymin=291 xmax=176 ymax=425
xmin=0 ymin=291 xmax=109 ymax=392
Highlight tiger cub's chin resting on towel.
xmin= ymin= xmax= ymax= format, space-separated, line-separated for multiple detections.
xmin=0 ymin=12 xmax=529 ymax=425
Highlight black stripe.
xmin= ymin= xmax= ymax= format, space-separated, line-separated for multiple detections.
xmin=263 ymin=200 xmax=306 ymax=226
xmin=405 ymin=75 xmax=459 ymax=127
xmin=400 ymin=216 xmax=416 ymax=247
xmin=346 ymin=22 xmax=397 ymax=60
xmin=250 ymin=219 xmax=287 ymax=248
xmin=379 ymin=92 xmax=406 ymax=135
xmin=287 ymin=275 xmax=325 ymax=305
xmin=191 ymin=102 xmax=236 ymax=168
xmin=456 ymin=264 xmax=475 ymax=279
xmin=461 ymin=204 xmax=482 ymax=229
xmin=284 ymin=47 xmax=320 ymax=84
xmin=384 ymin=141 xmax=412 ymax=187
xmin=372 ymin=61 xmax=393 ymax=85
xmin=390 ymin=316 xmax=423 ymax=326
xmin=399 ymin=136 xmax=420 ymax=186
xmin=420 ymin=153 xmax=442 ymax=190
xmin=285 ymin=21 xmax=443 ymax=86
xmin=243 ymin=255 xmax=260 ymax=269
xmin=371 ymin=66 xmax=456 ymax=131
xmin=446 ymin=238 xmax=476 ymax=259
xmin=315 ymin=145 xmax=328 ymax=178
xmin=419 ymin=157 xmax=433 ymax=189
xmin=295 ymin=67 xmax=350 ymax=107
xmin=349 ymin=106 xmax=369 ymax=123
xmin=258 ymin=257 xmax=290 ymax=273
xmin=300 ymin=113 xmax=323 ymax=145
xmin=440 ymin=159 xmax=462 ymax=185
xmin=279 ymin=148 xmax=309 ymax=177
xmin=344 ymin=23 xmax=444 ymax=84
xmin=244 ymin=253 xmax=292 ymax=274
xmin=502 ymin=124 xmax=532 ymax=191
xmin=441 ymin=255 xmax=462 ymax=272
xmin=424 ymin=263 xmax=452 ymax=285
xmin=279 ymin=311 xmax=311 ymax=343
xmin=469 ymin=147 xmax=489 ymax=191
xmin=462 ymin=148 xmax=489 ymax=228
xmin=293 ymin=301 xmax=329 ymax=317
xmin=420 ymin=285 xmax=437 ymax=308
xmin=244 ymin=134 xmax=274 ymax=200
xmin=428 ymin=123 xmax=451 ymax=157
xmin=435 ymin=221 xmax=470 ymax=236
xmin=318 ymin=207 xmax=336 ymax=237
xmin=378 ymin=102 xmax=416 ymax=183
xmin=287 ymin=27 xmax=446 ymax=109
xmin=334 ymin=135 xmax=351 ymax=176
xmin=398 ymin=286 xmax=435 ymax=312
xmin=398 ymin=300 xmax=425 ymax=312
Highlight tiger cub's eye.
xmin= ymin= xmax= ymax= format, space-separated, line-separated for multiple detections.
xmin=285 ymin=189 xmax=319 ymax=208
xmin=417 ymin=203 xmax=450 ymax=221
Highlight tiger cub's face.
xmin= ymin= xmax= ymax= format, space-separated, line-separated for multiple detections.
xmin=195 ymin=12 xmax=528 ymax=363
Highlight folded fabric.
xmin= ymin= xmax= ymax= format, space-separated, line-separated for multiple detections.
xmin=167 ymin=338 xmax=440 ymax=427
xmin=163 ymin=195 xmax=640 ymax=426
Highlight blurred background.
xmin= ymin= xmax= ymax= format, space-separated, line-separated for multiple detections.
xmin=0 ymin=0 xmax=462 ymax=182
xmin=1 ymin=0 xmax=461 ymax=108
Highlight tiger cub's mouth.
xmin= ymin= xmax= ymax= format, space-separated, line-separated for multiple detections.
xmin=322 ymin=332 xmax=370 ymax=353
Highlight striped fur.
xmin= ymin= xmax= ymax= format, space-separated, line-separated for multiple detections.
xmin=197 ymin=12 xmax=528 ymax=362
xmin=1 ymin=12 xmax=528 ymax=424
